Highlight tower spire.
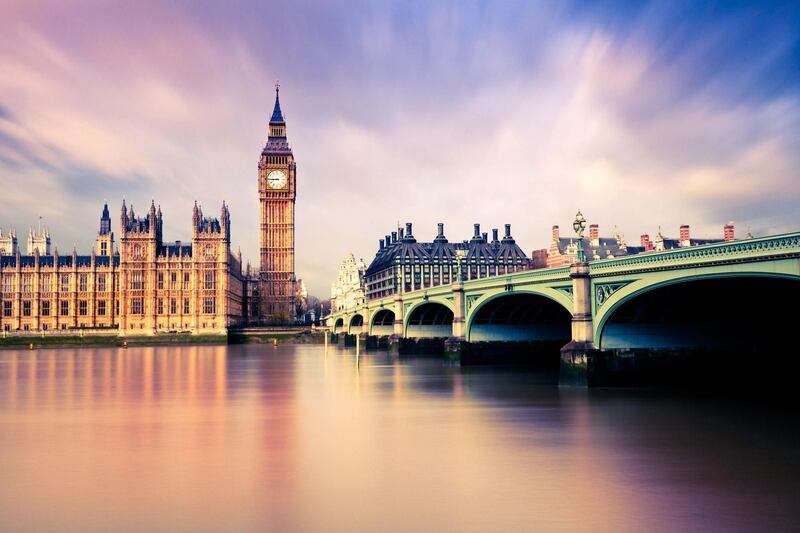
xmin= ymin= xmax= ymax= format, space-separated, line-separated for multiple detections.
xmin=270 ymin=80 xmax=285 ymax=124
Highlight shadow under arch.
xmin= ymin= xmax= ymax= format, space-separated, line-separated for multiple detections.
xmin=348 ymin=314 xmax=364 ymax=335
xmin=332 ymin=318 xmax=344 ymax=334
xmin=466 ymin=291 xmax=572 ymax=343
xmin=370 ymin=308 xmax=395 ymax=336
xmin=596 ymin=273 xmax=800 ymax=350
xmin=405 ymin=302 xmax=454 ymax=338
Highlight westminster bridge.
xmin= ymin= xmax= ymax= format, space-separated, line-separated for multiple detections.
xmin=327 ymin=232 xmax=800 ymax=386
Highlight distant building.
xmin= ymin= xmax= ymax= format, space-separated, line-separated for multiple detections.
xmin=26 ymin=227 xmax=51 ymax=256
xmin=0 ymin=86 xmax=308 ymax=333
xmin=544 ymin=223 xmax=643 ymax=268
xmin=295 ymin=278 xmax=308 ymax=317
xmin=0 ymin=202 xmax=245 ymax=335
xmin=0 ymin=228 xmax=17 ymax=256
xmin=542 ymin=220 xmax=736 ymax=267
xmin=331 ymin=253 xmax=366 ymax=312
xmin=643 ymin=223 xmax=730 ymax=252
xmin=364 ymin=222 xmax=529 ymax=300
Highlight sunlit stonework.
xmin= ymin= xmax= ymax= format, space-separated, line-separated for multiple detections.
xmin=0 ymin=201 xmax=244 ymax=335
xmin=330 ymin=253 xmax=366 ymax=313
xmin=0 ymin=87 xmax=301 ymax=334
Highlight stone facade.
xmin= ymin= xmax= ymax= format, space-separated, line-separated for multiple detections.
xmin=0 ymin=202 xmax=244 ymax=336
xmin=257 ymin=84 xmax=297 ymax=323
xmin=26 ymin=227 xmax=51 ymax=256
xmin=0 ymin=228 xmax=17 ymax=256
xmin=331 ymin=253 xmax=366 ymax=313
xmin=1 ymin=86 xmax=307 ymax=334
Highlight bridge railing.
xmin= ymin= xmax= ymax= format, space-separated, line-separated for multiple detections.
xmin=589 ymin=232 xmax=800 ymax=273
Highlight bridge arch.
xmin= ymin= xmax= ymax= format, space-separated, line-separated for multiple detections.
xmin=405 ymin=301 xmax=454 ymax=338
xmin=466 ymin=291 xmax=572 ymax=343
xmin=370 ymin=308 xmax=395 ymax=336
xmin=348 ymin=314 xmax=364 ymax=335
xmin=332 ymin=317 xmax=344 ymax=334
xmin=595 ymin=272 xmax=800 ymax=350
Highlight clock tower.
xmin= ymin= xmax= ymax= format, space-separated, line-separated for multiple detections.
xmin=258 ymin=83 xmax=296 ymax=323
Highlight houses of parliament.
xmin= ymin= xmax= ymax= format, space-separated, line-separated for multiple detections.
xmin=0 ymin=86 xmax=298 ymax=335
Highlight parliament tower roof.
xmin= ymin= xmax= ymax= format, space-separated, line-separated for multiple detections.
xmin=270 ymin=83 xmax=285 ymax=124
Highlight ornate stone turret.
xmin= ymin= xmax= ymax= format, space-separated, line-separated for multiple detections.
xmin=192 ymin=200 xmax=200 ymax=230
xmin=654 ymin=227 xmax=665 ymax=252
xmin=220 ymin=201 xmax=231 ymax=242
xmin=120 ymin=199 xmax=128 ymax=235
xmin=0 ymin=227 xmax=19 ymax=256
xmin=97 ymin=203 xmax=114 ymax=257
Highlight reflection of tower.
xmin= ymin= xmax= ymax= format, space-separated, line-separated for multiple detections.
xmin=258 ymin=83 xmax=297 ymax=323
xmin=259 ymin=353 xmax=298 ymax=529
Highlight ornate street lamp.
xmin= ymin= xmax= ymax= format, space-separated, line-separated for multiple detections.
xmin=395 ymin=263 xmax=403 ymax=295
xmin=573 ymin=210 xmax=586 ymax=263
xmin=454 ymin=249 xmax=466 ymax=283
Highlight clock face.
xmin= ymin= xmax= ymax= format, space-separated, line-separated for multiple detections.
xmin=267 ymin=169 xmax=288 ymax=189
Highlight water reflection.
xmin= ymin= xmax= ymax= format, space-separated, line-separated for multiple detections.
xmin=0 ymin=344 xmax=798 ymax=532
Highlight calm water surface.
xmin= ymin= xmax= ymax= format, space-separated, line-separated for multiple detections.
xmin=1 ymin=344 xmax=798 ymax=532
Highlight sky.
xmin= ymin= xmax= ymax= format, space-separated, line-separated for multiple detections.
xmin=1 ymin=0 xmax=799 ymax=296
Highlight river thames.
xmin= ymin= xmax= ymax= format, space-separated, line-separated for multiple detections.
xmin=0 ymin=344 xmax=798 ymax=532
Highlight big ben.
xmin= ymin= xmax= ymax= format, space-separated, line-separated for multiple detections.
xmin=258 ymin=83 xmax=296 ymax=322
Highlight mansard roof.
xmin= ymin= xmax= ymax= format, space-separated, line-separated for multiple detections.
xmin=262 ymin=140 xmax=292 ymax=154
xmin=466 ymin=239 xmax=495 ymax=262
xmin=366 ymin=223 xmax=531 ymax=275
xmin=494 ymin=240 xmax=527 ymax=262
xmin=161 ymin=243 xmax=193 ymax=258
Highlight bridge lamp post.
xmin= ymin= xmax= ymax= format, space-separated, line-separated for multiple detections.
xmin=573 ymin=210 xmax=587 ymax=263
xmin=455 ymin=249 xmax=465 ymax=283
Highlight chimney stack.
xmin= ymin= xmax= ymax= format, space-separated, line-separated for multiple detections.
xmin=398 ymin=227 xmax=404 ymax=239
xmin=434 ymin=223 xmax=448 ymax=244
xmin=405 ymin=222 xmax=413 ymax=237
xmin=379 ymin=239 xmax=385 ymax=250
xmin=492 ymin=228 xmax=499 ymax=242
xmin=482 ymin=232 xmax=488 ymax=242
xmin=640 ymin=234 xmax=653 ymax=251
xmin=552 ymin=225 xmax=560 ymax=241
xmin=504 ymin=224 xmax=512 ymax=238
xmin=679 ymin=225 xmax=690 ymax=247
xmin=724 ymin=222 xmax=735 ymax=242
xmin=391 ymin=231 xmax=397 ymax=243
xmin=589 ymin=224 xmax=599 ymax=246
xmin=473 ymin=223 xmax=481 ymax=238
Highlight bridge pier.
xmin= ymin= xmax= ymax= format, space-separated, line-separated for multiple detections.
xmin=388 ymin=292 xmax=405 ymax=355
xmin=560 ymin=262 xmax=596 ymax=386
xmin=445 ymin=279 xmax=467 ymax=360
